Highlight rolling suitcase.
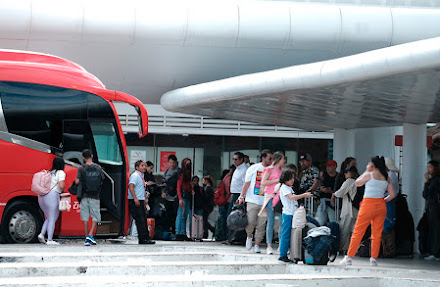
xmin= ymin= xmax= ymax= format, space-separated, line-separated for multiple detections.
xmin=191 ymin=193 xmax=203 ymax=240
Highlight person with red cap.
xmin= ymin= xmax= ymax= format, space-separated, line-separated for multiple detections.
xmin=316 ymin=160 xmax=339 ymax=225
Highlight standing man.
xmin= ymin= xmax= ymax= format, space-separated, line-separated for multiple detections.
xmin=128 ymin=160 xmax=156 ymax=244
xmin=162 ymin=155 xmax=180 ymax=234
xmin=299 ymin=154 xmax=320 ymax=216
xmin=316 ymin=160 xmax=338 ymax=225
xmin=224 ymin=152 xmax=248 ymax=243
xmin=238 ymin=150 xmax=273 ymax=253
xmin=75 ymin=149 xmax=104 ymax=246
xmin=299 ymin=154 xmax=320 ymax=193
xmin=228 ymin=152 xmax=248 ymax=216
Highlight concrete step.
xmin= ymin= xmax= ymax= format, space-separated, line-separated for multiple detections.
xmin=0 ymin=274 xmax=373 ymax=287
xmin=0 ymin=251 xmax=271 ymax=264
xmin=0 ymin=241 xmax=439 ymax=287
xmin=0 ymin=274 xmax=439 ymax=287
xmin=0 ymin=260 xmax=288 ymax=278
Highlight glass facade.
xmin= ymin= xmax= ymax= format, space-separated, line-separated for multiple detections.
xmin=125 ymin=132 xmax=331 ymax=183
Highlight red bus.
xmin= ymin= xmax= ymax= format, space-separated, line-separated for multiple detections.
xmin=0 ymin=50 xmax=148 ymax=243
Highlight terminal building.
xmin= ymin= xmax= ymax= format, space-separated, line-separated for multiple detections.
xmin=1 ymin=0 xmax=440 ymax=250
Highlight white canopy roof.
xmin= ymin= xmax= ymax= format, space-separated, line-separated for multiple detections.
xmin=161 ymin=37 xmax=440 ymax=131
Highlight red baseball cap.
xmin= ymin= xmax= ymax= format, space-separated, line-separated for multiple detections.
xmin=325 ymin=160 xmax=337 ymax=168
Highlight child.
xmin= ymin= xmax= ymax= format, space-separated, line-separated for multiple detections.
xmin=278 ymin=169 xmax=312 ymax=263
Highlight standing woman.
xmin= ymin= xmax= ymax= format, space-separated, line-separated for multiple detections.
xmin=340 ymin=156 xmax=395 ymax=266
xmin=422 ymin=160 xmax=440 ymax=261
xmin=37 ymin=157 xmax=66 ymax=245
xmin=175 ymin=158 xmax=193 ymax=241
xmin=202 ymin=175 xmax=215 ymax=238
xmin=332 ymin=166 xmax=359 ymax=253
xmin=261 ymin=151 xmax=285 ymax=255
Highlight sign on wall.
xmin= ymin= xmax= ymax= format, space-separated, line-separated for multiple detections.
xmin=160 ymin=151 xmax=176 ymax=172
xmin=129 ymin=150 xmax=147 ymax=169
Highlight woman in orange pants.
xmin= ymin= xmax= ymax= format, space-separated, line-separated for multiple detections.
xmin=340 ymin=156 xmax=396 ymax=266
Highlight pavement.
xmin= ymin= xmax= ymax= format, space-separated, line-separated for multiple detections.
xmin=0 ymin=239 xmax=439 ymax=286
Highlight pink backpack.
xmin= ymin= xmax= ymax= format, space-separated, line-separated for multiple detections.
xmin=31 ymin=170 xmax=55 ymax=196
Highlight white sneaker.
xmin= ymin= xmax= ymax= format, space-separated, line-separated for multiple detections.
xmin=424 ymin=255 xmax=439 ymax=261
xmin=46 ymin=240 xmax=60 ymax=246
xmin=37 ymin=234 xmax=46 ymax=244
xmin=245 ymin=237 xmax=253 ymax=250
xmin=266 ymin=246 xmax=274 ymax=255
xmin=339 ymin=255 xmax=352 ymax=266
xmin=254 ymin=245 xmax=261 ymax=253
xmin=370 ymin=257 xmax=377 ymax=266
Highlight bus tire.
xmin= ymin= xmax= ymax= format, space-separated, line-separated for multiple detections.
xmin=1 ymin=200 xmax=44 ymax=244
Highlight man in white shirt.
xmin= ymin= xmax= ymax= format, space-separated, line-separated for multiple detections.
xmin=227 ymin=152 xmax=248 ymax=216
xmin=238 ymin=150 xmax=273 ymax=253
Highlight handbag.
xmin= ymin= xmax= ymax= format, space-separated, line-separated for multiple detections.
xmin=59 ymin=193 xmax=71 ymax=211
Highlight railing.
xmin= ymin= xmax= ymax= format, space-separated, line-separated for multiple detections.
xmin=118 ymin=113 xmax=333 ymax=139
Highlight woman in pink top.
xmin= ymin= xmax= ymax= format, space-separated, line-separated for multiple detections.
xmin=261 ymin=151 xmax=285 ymax=255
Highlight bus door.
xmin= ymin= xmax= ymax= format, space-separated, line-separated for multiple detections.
xmin=60 ymin=121 xmax=125 ymax=237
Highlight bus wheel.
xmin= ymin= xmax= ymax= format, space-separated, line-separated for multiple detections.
xmin=1 ymin=201 xmax=43 ymax=244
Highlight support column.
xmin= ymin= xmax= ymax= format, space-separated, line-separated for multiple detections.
xmin=333 ymin=128 xmax=355 ymax=166
xmin=402 ymin=123 xmax=427 ymax=233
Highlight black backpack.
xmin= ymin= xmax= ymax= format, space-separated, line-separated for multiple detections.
xmin=349 ymin=186 xmax=365 ymax=210
xmin=82 ymin=164 xmax=103 ymax=195
xmin=164 ymin=169 xmax=179 ymax=197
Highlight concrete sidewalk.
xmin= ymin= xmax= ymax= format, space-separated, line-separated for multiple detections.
xmin=0 ymin=239 xmax=439 ymax=286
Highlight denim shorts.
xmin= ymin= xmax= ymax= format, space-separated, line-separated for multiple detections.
xmin=80 ymin=197 xmax=101 ymax=222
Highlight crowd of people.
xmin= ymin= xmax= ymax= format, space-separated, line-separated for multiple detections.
xmin=33 ymin=148 xmax=440 ymax=266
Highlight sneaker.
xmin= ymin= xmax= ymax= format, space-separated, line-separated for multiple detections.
xmin=254 ymin=245 xmax=261 ymax=253
xmin=266 ymin=246 xmax=274 ymax=255
xmin=245 ymin=237 xmax=253 ymax=250
xmin=37 ymin=234 xmax=46 ymax=244
xmin=278 ymin=256 xmax=291 ymax=263
xmin=339 ymin=255 xmax=352 ymax=266
xmin=370 ymin=257 xmax=377 ymax=266
xmin=46 ymin=240 xmax=60 ymax=246
xmin=86 ymin=235 xmax=97 ymax=245
xmin=424 ymin=255 xmax=438 ymax=261
xmin=84 ymin=238 xmax=91 ymax=246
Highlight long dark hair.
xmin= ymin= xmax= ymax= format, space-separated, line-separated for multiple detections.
xmin=371 ymin=156 xmax=388 ymax=180
xmin=428 ymin=160 xmax=440 ymax=180
xmin=203 ymin=175 xmax=214 ymax=186
xmin=181 ymin=158 xmax=192 ymax=182
xmin=340 ymin=157 xmax=355 ymax=173
xmin=51 ymin=157 xmax=65 ymax=172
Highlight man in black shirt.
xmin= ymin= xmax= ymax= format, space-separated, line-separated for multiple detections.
xmin=316 ymin=160 xmax=338 ymax=225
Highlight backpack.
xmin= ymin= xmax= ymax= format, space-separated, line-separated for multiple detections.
xmin=164 ymin=169 xmax=179 ymax=197
xmin=81 ymin=164 xmax=103 ymax=195
xmin=349 ymin=186 xmax=364 ymax=209
xmin=214 ymin=181 xmax=227 ymax=206
xmin=31 ymin=170 xmax=56 ymax=196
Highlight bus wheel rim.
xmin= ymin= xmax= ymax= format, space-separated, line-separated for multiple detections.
xmin=8 ymin=210 xmax=37 ymax=243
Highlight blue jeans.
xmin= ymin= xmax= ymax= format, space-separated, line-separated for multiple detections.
xmin=280 ymin=214 xmax=293 ymax=257
xmin=175 ymin=198 xmax=190 ymax=235
xmin=266 ymin=198 xmax=283 ymax=244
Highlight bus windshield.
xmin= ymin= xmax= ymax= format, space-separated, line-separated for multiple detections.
xmin=90 ymin=122 xmax=123 ymax=166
